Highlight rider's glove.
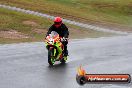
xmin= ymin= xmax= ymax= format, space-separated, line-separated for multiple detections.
xmin=61 ymin=37 xmax=68 ymax=42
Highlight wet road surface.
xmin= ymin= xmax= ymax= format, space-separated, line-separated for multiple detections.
xmin=0 ymin=35 xmax=132 ymax=88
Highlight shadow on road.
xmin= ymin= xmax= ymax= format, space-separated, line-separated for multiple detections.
xmin=43 ymin=63 xmax=70 ymax=87
xmin=45 ymin=62 xmax=69 ymax=77
xmin=48 ymin=63 xmax=68 ymax=70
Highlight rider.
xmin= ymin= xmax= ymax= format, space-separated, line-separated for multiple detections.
xmin=46 ymin=17 xmax=69 ymax=56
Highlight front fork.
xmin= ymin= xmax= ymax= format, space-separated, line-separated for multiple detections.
xmin=53 ymin=48 xmax=56 ymax=56
xmin=49 ymin=47 xmax=61 ymax=60
xmin=56 ymin=45 xmax=63 ymax=60
xmin=48 ymin=44 xmax=64 ymax=61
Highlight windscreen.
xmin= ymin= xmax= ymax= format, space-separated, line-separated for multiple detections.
xmin=49 ymin=31 xmax=59 ymax=38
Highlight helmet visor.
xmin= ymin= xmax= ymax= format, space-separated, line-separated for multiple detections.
xmin=54 ymin=22 xmax=61 ymax=25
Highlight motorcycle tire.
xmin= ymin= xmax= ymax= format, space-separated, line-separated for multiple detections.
xmin=48 ymin=48 xmax=55 ymax=66
xmin=60 ymin=56 xmax=67 ymax=64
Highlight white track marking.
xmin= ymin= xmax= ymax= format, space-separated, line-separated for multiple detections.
xmin=0 ymin=4 xmax=131 ymax=35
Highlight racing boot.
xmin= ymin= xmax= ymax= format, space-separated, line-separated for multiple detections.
xmin=64 ymin=45 xmax=68 ymax=56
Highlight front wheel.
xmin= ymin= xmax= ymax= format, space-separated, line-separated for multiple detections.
xmin=48 ymin=48 xmax=55 ymax=66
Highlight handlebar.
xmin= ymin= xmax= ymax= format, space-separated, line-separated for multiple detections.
xmin=45 ymin=35 xmax=68 ymax=42
xmin=60 ymin=37 xmax=68 ymax=42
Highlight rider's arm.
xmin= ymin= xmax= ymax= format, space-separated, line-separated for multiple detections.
xmin=46 ymin=25 xmax=53 ymax=37
xmin=63 ymin=24 xmax=69 ymax=38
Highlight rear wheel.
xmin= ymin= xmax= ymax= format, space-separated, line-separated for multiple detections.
xmin=48 ymin=48 xmax=55 ymax=66
xmin=60 ymin=56 xmax=67 ymax=64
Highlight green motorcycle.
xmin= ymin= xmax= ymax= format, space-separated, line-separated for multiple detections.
xmin=45 ymin=31 xmax=68 ymax=66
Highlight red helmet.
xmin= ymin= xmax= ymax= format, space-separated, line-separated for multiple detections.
xmin=54 ymin=17 xmax=62 ymax=28
xmin=54 ymin=17 xmax=62 ymax=23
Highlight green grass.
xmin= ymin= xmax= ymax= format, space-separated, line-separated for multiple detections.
xmin=0 ymin=0 xmax=132 ymax=28
xmin=0 ymin=7 xmax=52 ymax=43
xmin=0 ymin=7 xmax=112 ymax=44
xmin=0 ymin=38 xmax=33 ymax=44
xmin=67 ymin=23 xmax=113 ymax=39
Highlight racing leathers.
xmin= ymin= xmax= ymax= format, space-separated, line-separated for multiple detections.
xmin=46 ymin=23 xmax=69 ymax=56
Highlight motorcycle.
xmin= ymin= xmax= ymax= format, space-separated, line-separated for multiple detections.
xmin=45 ymin=31 xmax=68 ymax=66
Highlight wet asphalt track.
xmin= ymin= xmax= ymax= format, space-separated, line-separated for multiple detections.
xmin=0 ymin=35 xmax=132 ymax=88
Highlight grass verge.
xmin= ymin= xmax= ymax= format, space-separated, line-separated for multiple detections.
xmin=0 ymin=0 xmax=132 ymax=29
xmin=0 ymin=7 xmax=113 ymax=44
